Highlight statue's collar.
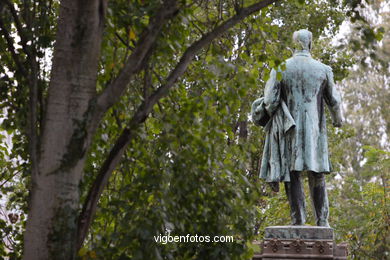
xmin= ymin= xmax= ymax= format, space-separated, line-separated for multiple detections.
xmin=294 ymin=50 xmax=311 ymax=57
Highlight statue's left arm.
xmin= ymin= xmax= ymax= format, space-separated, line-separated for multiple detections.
xmin=324 ymin=66 xmax=343 ymax=127
xmin=264 ymin=69 xmax=281 ymax=116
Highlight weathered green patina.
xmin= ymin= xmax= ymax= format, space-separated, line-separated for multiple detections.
xmin=252 ymin=29 xmax=343 ymax=226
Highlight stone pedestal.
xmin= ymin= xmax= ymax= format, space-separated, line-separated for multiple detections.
xmin=253 ymin=226 xmax=348 ymax=260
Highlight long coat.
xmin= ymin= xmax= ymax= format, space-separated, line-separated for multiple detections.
xmin=258 ymin=50 xmax=342 ymax=181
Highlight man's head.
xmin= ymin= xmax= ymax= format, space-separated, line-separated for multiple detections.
xmin=293 ymin=29 xmax=312 ymax=51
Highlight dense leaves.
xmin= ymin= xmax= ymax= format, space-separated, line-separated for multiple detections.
xmin=0 ymin=0 xmax=388 ymax=259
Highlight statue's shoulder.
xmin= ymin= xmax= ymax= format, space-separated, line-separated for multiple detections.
xmin=312 ymin=58 xmax=330 ymax=67
xmin=286 ymin=56 xmax=324 ymax=69
xmin=285 ymin=56 xmax=295 ymax=64
xmin=309 ymin=57 xmax=324 ymax=65
xmin=317 ymin=62 xmax=334 ymax=76
xmin=310 ymin=58 xmax=333 ymax=73
xmin=323 ymin=64 xmax=333 ymax=73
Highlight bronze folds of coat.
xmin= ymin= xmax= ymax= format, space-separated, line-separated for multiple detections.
xmin=252 ymin=50 xmax=342 ymax=183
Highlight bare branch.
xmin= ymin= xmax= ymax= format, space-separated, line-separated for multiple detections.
xmin=77 ymin=0 xmax=280 ymax=249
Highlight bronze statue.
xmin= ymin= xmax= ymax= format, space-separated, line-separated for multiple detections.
xmin=252 ymin=29 xmax=343 ymax=227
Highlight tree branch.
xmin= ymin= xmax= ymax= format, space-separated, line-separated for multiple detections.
xmin=143 ymin=64 xmax=152 ymax=102
xmin=76 ymin=127 xmax=137 ymax=250
xmin=28 ymin=54 xmax=39 ymax=178
xmin=133 ymin=0 xmax=280 ymax=120
xmin=0 ymin=2 xmax=39 ymax=177
xmin=0 ymin=19 xmax=27 ymax=77
xmin=3 ymin=0 xmax=31 ymax=55
xmin=114 ymin=32 xmax=134 ymax=51
xmin=94 ymin=0 xmax=179 ymax=121
xmin=8 ymin=0 xmax=40 ymax=178
xmin=77 ymin=0 xmax=280 ymax=250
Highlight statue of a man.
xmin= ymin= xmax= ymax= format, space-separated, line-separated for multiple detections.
xmin=252 ymin=29 xmax=343 ymax=227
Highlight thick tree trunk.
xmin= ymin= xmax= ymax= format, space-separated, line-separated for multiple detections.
xmin=23 ymin=0 xmax=106 ymax=259
xmin=21 ymin=0 xmax=279 ymax=257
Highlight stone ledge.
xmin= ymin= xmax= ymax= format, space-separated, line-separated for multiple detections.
xmin=265 ymin=226 xmax=334 ymax=240
xmin=253 ymin=226 xmax=348 ymax=259
xmin=262 ymin=239 xmax=333 ymax=259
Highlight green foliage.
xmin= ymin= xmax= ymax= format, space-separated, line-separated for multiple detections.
xmin=80 ymin=1 xmax=354 ymax=259
xmin=328 ymin=3 xmax=390 ymax=257
xmin=0 ymin=0 xmax=58 ymax=254
xmin=330 ymin=146 xmax=389 ymax=259
xmin=0 ymin=0 xmax=387 ymax=259
xmin=84 ymin=86 xmax=263 ymax=259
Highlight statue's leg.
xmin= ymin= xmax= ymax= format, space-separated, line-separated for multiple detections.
xmin=284 ymin=171 xmax=306 ymax=225
xmin=308 ymin=171 xmax=329 ymax=227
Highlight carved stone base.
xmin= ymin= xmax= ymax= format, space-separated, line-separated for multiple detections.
xmin=253 ymin=226 xmax=348 ymax=260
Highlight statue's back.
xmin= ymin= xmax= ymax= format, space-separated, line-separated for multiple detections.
xmin=282 ymin=52 xmax=329 ymax=114
xmin=280 ymin=51 xmax=334 ymax=173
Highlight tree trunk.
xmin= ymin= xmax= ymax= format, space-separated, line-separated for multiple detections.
xmin=23 ymin=0 xmax=106 ymax=259
xmin=21 ymin=0 xmax=280 ymax=257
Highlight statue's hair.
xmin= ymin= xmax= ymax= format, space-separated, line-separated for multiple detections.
xmin=293 ymin=29 xmax=312 ymax=51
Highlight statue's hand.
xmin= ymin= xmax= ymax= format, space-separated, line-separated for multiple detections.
xmin=254 ymin=106 xmax=262 ymax=115
xmin=329 ymin=106 xmax=343 ymax=128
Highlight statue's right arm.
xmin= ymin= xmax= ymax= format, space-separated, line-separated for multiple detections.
xmin=264 ymin=69 xmax=281 ymax=116
xmin=324 ymin=66 xmax=343 ymax=127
